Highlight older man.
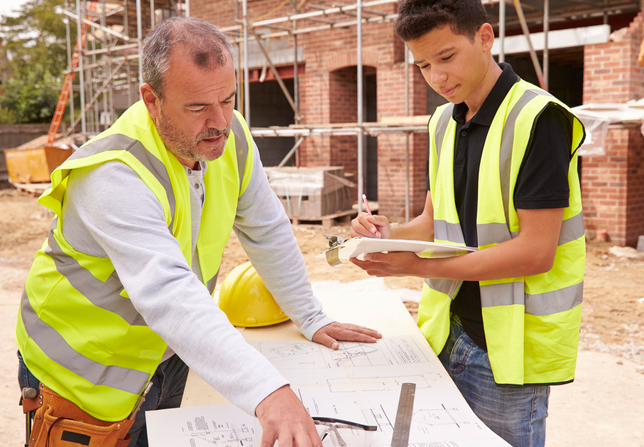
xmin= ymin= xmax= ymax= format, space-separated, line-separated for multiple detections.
xmin=17 ymin=17 xmax=380 ymax=447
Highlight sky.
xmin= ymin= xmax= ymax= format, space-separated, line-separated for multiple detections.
xmin=0 ymin=0 xmax=31 ymax=19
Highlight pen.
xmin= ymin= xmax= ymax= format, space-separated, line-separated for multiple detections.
xmin=362 ymin=194 xmax=372 ymax=215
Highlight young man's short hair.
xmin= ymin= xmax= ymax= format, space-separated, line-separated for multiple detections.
xmin=394 ymin=0 xmax=488 ymax=42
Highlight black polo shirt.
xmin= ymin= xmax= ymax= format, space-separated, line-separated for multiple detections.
xmin=428 ymin=63 xmax=573 ymax=351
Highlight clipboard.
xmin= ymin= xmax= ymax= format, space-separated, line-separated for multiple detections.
xmin=317 ymin=237 xmax=477 ymax=266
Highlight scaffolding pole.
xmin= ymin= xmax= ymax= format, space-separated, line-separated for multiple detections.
xmin=357 ymin=0 xmax=364 ymax=213
xmin=404 ymin=43 xmax=410 ymax=222
xmin=544 ymin=0 xmax=549 ymax=90
xmin=512 ymin=0 xmax=546 ymax=89
xmin=136 ymin=0 xmax=143 ymax=89
xmin=55 ymin=0 xmax=517 ymax=219
xmin=242 ymin=0 xmax=250 ymax=124
xmin=76 ymin=0 xmax=86 ymax=133
xmin=65 ymin=1 xmax=75 ymax=133
xmin=499 ymin=0 xmax=505 ymax=63
xmin=291 ymin=0 xmax=301 ymax=167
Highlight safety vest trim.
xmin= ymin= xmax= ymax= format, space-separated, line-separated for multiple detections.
xmin=434 ymin=104 xmax=455 ymax=167
xmin=433 ymin=220 xmax=466 ymax=245
xmin=44 ymin=219 xmax=145 ymax=326
xmin=420 ymin=79 xmax=586 ymax=384
xmin=479 ymin=282 xmax=582 ymax=315
xmin=64 ymin=134 xmax=177 ymax=233
xmin=497 ymin=89 xmax=545 ymax=223
xmin=17 ymin=103 xmax=255 ymax=420
xmin=207 ymin=267 xmax=220 ymax=295
xmin=557 ymin=212 xmax=585 ymax=246
xmin=20 ymin=291 xmax=149 ymax=394
xmin=477 ymin=222 xmax=515 ymax=245
xmin=526 ymin=282 xmax=583 ymax=316
xmin=424 ymin=277 xmax=463 ymax=299
xmin=231 ymin=117 xmax=249 ymax=194
xmin=477 ymin=211 xmax=584 ymax=247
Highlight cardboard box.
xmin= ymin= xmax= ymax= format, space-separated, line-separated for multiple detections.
xmin=4 ymin=146 xmax=73 ymax=184
xmin=265 ymin=166 xmax=355 ymax=218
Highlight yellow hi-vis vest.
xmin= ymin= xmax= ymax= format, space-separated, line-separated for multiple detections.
xmin=16 ymin=101 xmax=255 ymax=421
xmin=419 ymin=79 xmax=586 ymax=385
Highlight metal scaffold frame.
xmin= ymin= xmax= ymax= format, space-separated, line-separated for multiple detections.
xmin=60 ymin=0 xmax=190 ymax=136
xmin=61 ymin=0 xmax=639 ymax=218
xmin=62 ymin=0 xmax=425 ymax=216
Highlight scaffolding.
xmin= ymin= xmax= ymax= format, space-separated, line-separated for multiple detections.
xmin=58 ymin=0 xmax=641 ymax=218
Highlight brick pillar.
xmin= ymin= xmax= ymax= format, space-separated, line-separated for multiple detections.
xmin=329 ymin=66 xmax=358 ymax=182
xmin=582 ymin=12 xmax=644 ymax=246
xmin=299 ymin=66 xmax=332 ymax=166
xmin=377 ymin=63 xmax=428 ymax=219
xmin=581 ymin=127 xmax=644 ymax=247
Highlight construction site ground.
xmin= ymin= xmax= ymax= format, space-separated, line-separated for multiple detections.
xmin=1 ymin=187 xmax=643 ymax=446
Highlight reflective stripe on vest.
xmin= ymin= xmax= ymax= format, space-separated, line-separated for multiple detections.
xmin=65 ymin=134 xmax=177 ymax=233
xmin=20 ymin=290 xmax=149 ymax=395
xmin=16 ymin=103 xmax=254 ymax=420
xmin=420 ymin=79 xmax=586 ymax=385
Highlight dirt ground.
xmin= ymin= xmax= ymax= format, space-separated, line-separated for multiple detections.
xmin=1 ymin=187 xmax=643 ymax=445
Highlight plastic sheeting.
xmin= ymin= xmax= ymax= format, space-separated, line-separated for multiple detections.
xmin=572 ymin=102 xmax=644 ymax=156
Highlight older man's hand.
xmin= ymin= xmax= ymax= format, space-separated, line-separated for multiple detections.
xmin=256 ymin=385 xmax=322 ymax=447
xmin=312 ymin=322 xmax=382 ymax=350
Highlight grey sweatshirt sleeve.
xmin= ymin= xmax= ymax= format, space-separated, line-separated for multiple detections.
xmin=233 ymin=142 xmax=335 ymax=340
xmin=61 ymin=162 xmax=288 ymax=416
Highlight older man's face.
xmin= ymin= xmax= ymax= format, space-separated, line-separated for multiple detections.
xmin=154 ymin=45 xmax=237 ymax=167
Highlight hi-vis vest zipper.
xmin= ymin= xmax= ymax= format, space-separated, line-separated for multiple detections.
xmin=419 ymin=79 xmax=586 ymax=385
xmin=16 ymin=101 xmax=255 ymax=421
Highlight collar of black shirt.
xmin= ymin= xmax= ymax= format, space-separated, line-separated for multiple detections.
xmin=452 ymin=62 xmax=521 ymax=126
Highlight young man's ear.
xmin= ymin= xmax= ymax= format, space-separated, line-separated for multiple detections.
xmin=478 ymin=23 xmax=495 ymax=52
xmin=140 ymin=83 xmax=161 ymax=119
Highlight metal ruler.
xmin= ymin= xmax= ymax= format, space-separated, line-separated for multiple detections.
xmin=391 ymin=382 xmax=416 ymax=447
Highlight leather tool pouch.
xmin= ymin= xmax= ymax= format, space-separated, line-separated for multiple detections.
xmin=22 ymin=384 xmax=134 ymax=447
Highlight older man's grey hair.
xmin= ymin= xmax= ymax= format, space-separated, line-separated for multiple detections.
xmin=141 ymin=17 xmax=235 ymax=99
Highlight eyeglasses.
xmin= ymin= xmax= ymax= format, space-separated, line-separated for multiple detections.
xmin=313 ymin=416 xmax=377 ymax=447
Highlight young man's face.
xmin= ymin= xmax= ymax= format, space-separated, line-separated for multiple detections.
xmin=407 ymin=24 xmax=494 ymax=106
xmin=143 ymin=44 xmax=237 ymax=166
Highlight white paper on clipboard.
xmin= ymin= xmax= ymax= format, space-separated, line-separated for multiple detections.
xmin=317 ymin=237 xmax=477 ymax=266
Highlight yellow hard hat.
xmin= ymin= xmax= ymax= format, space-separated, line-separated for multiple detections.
xmin=218 ymin=261 xmax=290 ymax=327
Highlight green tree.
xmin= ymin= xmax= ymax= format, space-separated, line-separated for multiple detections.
xmin=0 ymin=0 xmax=74 ymax=123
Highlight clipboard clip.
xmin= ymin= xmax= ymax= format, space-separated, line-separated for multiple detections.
xmin=323 ymin=235 xmax=349 ymax=267
xmin=324 ymin=234 xmax=348 ymax=248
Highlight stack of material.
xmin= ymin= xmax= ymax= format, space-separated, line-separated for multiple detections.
xmin=264 ymin=166 xmax=355 ymax=219
xmin=4 ymin=134 xmax=89 ymax=186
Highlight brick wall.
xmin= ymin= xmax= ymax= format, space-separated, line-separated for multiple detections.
xmin=193 ymin=1 xmax=429 ymax=218
xmin=189 ymin=1 xmax=644 ymax=233
xmin=581 ymin=127 xmax=644 ymax=246
xmin=377 ymin=64 xmax=429 ymax=218
xmin=582 ymin=11 xmax=644 ymax=246
xmin=583 ymin=13 xmax=644 ymax=104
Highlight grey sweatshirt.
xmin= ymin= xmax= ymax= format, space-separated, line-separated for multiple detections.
xmin=60 ymin=140 xmax=334 ymax=416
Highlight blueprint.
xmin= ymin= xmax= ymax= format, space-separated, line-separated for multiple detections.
xmin=146 ymin=404 xmax=256 ymax=447
xmin=249 ymin=337 xmax=508 ymax=446
xmin=147 ymin=336 xmax=510 ymax=446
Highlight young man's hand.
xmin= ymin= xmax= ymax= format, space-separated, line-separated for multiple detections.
xmin=351 ymin=212 xmax=391 ymax=239
xmin=350 ymin=251 xmax=425 ymax=278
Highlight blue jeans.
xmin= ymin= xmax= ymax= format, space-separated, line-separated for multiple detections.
xmin=18 ymin=351 xmax=189 ymax=447
xmin=438 ymin=317 xmax=549 ymax=447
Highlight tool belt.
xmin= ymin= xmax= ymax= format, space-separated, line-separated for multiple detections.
xmin=21 ymin=383 xmax=134 ymax=447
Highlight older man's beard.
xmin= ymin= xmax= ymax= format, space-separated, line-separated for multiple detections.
xmin=156 ymin=108 xmax=231 ymax=163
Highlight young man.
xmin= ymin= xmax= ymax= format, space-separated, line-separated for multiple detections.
xmin=351 ymin=0 xmax=586 ymax=446
xmin=17 ymin=17 xmax=380 ymax=447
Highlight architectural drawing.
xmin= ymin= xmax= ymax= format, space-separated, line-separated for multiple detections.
xmin=148 ymin=336 xmax=509 ymax=447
